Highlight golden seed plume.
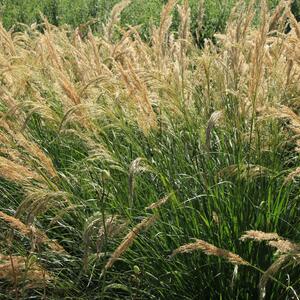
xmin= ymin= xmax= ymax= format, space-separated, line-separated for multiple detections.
xmin=171 ymin=239 xmax=250 ymax=266
xmin=268 ymin=239 xmax=300 ymax=253
xmin=240 ymin=230 xmax=281 ymax=241
xmin=146 ymin=193 xmax=173 ymax=210
xmin=284 ymin=167 xmax=300 ymax=184
xmin=104 ymin=0 xmax=132 ymax=41
xmin=101 ymin=215 xmax=157 ymax=276
xmin=0 ymin=156 xmax=40 ymax=183
xmin=0 ymin=254 xmax=52 ymax=288
xmin=259 ymin=255 xmax=289 ymax=300
xmin=0 ymin=211 xmax=65 ymax=253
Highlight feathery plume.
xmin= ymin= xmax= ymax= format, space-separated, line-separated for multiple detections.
xmin=0 ymin=254 xmax=52 ymax=287
xmin=0 ymin=211 xmax=65 ymax=253
xmin=268 ymin=239 xmax=300 ymax=253
xmin=146 ymin=193 xmax=173 ymax=210
xmin=101 ymin=215 xmax=157 ymax=276
xmin=259 ymin=255 xmax=289 ymax=300
xmin=284 ymin=167 xmax=300 ymax=184
xmin=0 ymin=156 xmax=40 ymax=183
xmin=104 ymin=0 xmax=131 ymax=41
xmin=171 ymin=239 xmax=249 ymax=266
xmin=240 ymin=230 xmax=281 ymax=241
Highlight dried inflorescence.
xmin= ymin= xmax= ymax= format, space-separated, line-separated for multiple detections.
xmin=268 ymin=239 xmax=300 ymax=253
xmin=240 ymin=230 xmax=281 ymax=242
xmin=240 ymin=230 xmax=300 ymax=299
xmin=0 ymin=211 xmax=65 ymax=253
xmin=0 ymin=254 xmax=52 ymax=288
xmin=101 ymin=215 xmax=157 ymax=277
xmin=171 ymin=239 xmax=249 ymax=266
xmin=146 ymin=193 xmax=173 ymax=211
xmin=173 ymin=230 xmax=300 ymax=299
xmin=284 ymin=167 xmax=300 ymax=183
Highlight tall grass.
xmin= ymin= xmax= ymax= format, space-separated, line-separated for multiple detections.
xmin=0 ymin=0 xmax=300 ymax=299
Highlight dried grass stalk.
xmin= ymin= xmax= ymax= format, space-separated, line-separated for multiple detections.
xmin=0 ymin=156 xmax=40 ymax=183
xmin=83 ymin=213 xmax=128 ymax=268
xmin=268 ymin=0 xmax=290 ymax=31
xmin=101 ymin=215 xmax=157 ymax=276
xmin=259 ymin=255 xmax=289 ymax=300
xmin=195 ymin=0 xmax=204 ymax=43
xmin=0 ymin=211 xmax=65 ymax=253
xmin=240 ymin=230 xmax=281 ymax=241
xmin=146 ymin=193 xmax=172 ymax=210
xmin=0 ymin=119 xmax=57 ymax=179
xmin=159 ymin=0 xmax=177 ymax=44
xmin=284 ymin=167 xmax=300 ymax=183
xmin=0 ymin=211 xmax=32 ymax=236
xmin=287 ymin=9 xmax=300 ymax=39
xmin=268 ymin=239 xmax=300 ymax=253
xmin=128 ymin=158 xmax=152 ymax=206
xmin=0 ymin=254 xmax=52 ymax=288
xmin=261 ymin=106 xmax=300 ymax=135
xmin=171 ymin=239 xmax=249 ymax=266
xmin=218 ymin=164 xmax=270 ymax=179
xmin=206 ymin=110 xmax=223 ymax=150
xmin=104 ymin=0 xmax=131 ymax=40
xmin=178 ymin=0 xmax=190 ymax=43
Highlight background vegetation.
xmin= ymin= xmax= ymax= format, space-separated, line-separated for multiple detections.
xmin=2 ymin=0 xmax=299 ymax=43
xmin=0 ymin=0 xmax=300 ymax=299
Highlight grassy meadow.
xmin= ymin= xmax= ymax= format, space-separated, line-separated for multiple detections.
xmin=0 ymin=0 xmax=300 ymax=299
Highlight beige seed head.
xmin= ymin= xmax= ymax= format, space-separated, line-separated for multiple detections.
xmin=0 ymin=211 xmax=65 ymax=253
xmin=0 ymin=254 xmax=52 ymax=287
xmin=240 ymin=230 xmax=281 ymax=241
xmin=268 ymin=239 xmax=300 ymax=253
xmin=171 ymin=239 xmax=250 ymax=266
xmin=101 ymin=215 xmax=157 ymax=277
xmin=146 ymin=193 xmax=172 ymax=210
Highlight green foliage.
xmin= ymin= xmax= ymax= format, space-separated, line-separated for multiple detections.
xmin=121 ymin=0 xmax=163 ymax=38
xmin=1 ymin=0 xmax=294 ymax=43
xmin=292 ymin=0 xmax=300 ymax=20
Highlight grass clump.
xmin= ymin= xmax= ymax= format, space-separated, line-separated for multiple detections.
xmin=0 ymin=0 xmax=300 ymax=299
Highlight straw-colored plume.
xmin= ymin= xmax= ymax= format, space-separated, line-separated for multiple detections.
xmin=268 ymin=239 xmax=300 ymax=253
xmin=218 ymin=164 xmax=271 ymax=180
xmin=0 ymin=254 xmax=52 ymax=288
xmin=17 ymin=187 xmax=70 ymax=223
xmin=158 ymin=0 xmax=177 ymax=45
xmin=83 ymin=214 xmax=128 ymax=268
xmin=268 ymin=0 xmax=290 ymax=31
xmin=261 ymin=106 xmax=300 ymax=135
xmin=287 ymin=9 xmax=300 ymax=39
xmin=240 ymin=230 xmax=281 ymax=241
xmin=104 ymin=0 xmax=132 ymax=41
xmin=0 ymin=156 xmax=40 ymax=183
xmin=195 ymin=0 xmax=204 ymax=44
xmin=284 ymin=167 xmax=300 ymax=183
xmin=128 ymin=158 xmax=153 ymax=206
xmin=101 ymin=215 xmax=157 ymax=276
xmin=0 ymin=211 xmax=65 ymax=253
xmin=259 ymin=254 xmax=289 ymax=300
xmin=206 ymin=110 xmax=224 ymax=150
xmin=240 ymin=230 xmax=300 ymax=299
xmin=0 ymin=118 xmax=57 ymax=179
xmin=178 ymin=0 xmax=191 ymax=43
xmin=146 ymin=193 xmax=173 ymax=211
xmin=171 ymin=239 xmax=249 ymax=266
